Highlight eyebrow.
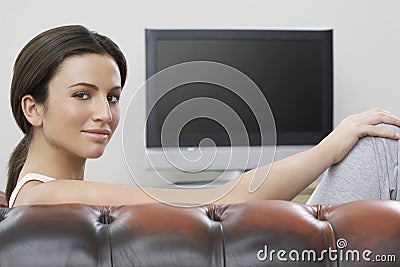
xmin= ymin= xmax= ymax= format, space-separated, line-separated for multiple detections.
xmin=68 ymin=82 xmax=122 ymax=91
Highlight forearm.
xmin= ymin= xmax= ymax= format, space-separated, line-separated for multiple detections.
xmin=249 ymin=143 xmax=333 ymax=201
xmin=214 ymin=142 xmax=332 ymax=203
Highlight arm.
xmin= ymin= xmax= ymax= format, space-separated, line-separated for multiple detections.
xmin=16 ymin=108 xmax=400 ymax=206
xmin=239 ymin=108 xmax=400 ymax=202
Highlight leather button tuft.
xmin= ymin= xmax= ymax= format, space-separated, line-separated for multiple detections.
xmin=98 ymin=213 xmax=114 ymax=224
xmin=205 ymin=204 xmax=224 ymax=222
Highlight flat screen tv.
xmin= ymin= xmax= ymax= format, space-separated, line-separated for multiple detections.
xmin=145 ymin=29 xmax=333 ymax=174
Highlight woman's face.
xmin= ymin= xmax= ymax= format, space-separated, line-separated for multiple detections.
xmin=40 ymin=54 xmax=122 ymax=159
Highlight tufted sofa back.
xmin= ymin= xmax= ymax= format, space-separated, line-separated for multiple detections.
xmin=0 ymin=193 xmax=400 ymax=266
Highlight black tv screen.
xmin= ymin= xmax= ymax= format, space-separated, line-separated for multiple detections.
xmin=146 ymin=29 xmax=333 ymax=147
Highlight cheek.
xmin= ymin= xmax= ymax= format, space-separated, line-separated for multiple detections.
xmin=63 ymin=105 xmax=90 ymax=125
xmin=111 ymin=106 xmax=120 ymax=130
xmin=45 ymin=102 xmax=89 ymax=131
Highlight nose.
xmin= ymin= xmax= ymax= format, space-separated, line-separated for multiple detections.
xmin=93 ymin=97 xmax=112 ymax=122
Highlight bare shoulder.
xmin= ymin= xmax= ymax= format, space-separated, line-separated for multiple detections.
xmin=14 ymin=179 xmax=158 ymax=207
xmin=13 ymin=180 xmax=43 ymax=207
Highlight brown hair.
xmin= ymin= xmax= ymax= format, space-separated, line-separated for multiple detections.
xmin=6 ymin=25 xmax=127 ymax=204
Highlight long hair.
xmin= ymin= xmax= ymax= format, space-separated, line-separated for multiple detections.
xmin=6 ymin=25 xmax=127 ymax=204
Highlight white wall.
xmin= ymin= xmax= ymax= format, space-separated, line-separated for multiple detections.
xmin=1 ymin=0 xmax=400 ymax=191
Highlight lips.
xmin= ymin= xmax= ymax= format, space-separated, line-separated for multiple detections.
xmin=81 ymin=129 xmax=111 ymax=142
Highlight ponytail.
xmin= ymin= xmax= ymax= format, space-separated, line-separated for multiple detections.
xmin=5 ymin=132 xmax=32 ymax=204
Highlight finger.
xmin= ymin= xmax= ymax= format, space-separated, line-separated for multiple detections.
xmin=380 ymin=114 xmax=400 ymax=127
xmin=371 ymin=108 xmax=398 ymax=118
xmin=371 ymin=113 xmax=400 ymax=126
xmin=359 ymin=125 xmax=400 ymax=140
xmin=373 ymin=108 xmax=397 ymax=117
xmin=364 ymin=107 xmax=392 ymax=115
xmin=379 ymin=108 xmax=394 ymax=115
xmin=359 ymin=110 xmax=400 ymax=126
xmin=366 ymin=107 xmax=390 ymax=114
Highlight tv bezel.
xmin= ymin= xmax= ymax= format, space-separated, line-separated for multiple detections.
xmin=145 ymin=29 xmax=333 ymax=147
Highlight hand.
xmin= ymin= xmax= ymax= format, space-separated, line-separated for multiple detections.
xmin=318 ymin=108 xmax=400 ymax=165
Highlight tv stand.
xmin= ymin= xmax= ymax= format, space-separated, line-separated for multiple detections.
xmin=173 ymin=170 xmax=243 ymax=188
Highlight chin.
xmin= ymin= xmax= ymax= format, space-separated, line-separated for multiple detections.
xmin=83 ymin=150 xmax=106 ymax=159
xmin=79 ymin=143 xmax=109 ymax=159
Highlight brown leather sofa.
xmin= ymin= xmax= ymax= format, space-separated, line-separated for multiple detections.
xmin=0 ymin=190 xmax=399 ymax=267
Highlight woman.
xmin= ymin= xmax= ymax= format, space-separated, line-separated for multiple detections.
xmin=6 ymin=25 xmax=400 ymax=207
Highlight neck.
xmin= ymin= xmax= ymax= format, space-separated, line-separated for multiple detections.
xmin=20 ymin=131 xmax=86 ymax=181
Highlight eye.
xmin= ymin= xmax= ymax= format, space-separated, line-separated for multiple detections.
xmin=107 ymin=94 xmax=120 ymax=103
xmin=73 ymin=92 xmax=90 ymax=100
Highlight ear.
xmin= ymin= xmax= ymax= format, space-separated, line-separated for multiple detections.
xmin=21 ymin=95 xmax=44 ymax=127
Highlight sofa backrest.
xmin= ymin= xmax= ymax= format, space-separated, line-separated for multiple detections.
xmin=0 ymin=199 xmax=400 ymax=266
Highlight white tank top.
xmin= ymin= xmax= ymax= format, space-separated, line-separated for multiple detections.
xmin=9 ymin=173 xmax=56 ymax=208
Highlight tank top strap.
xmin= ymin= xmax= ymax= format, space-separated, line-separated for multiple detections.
xmin=8 ymin=173 xmax=56 ymax=208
